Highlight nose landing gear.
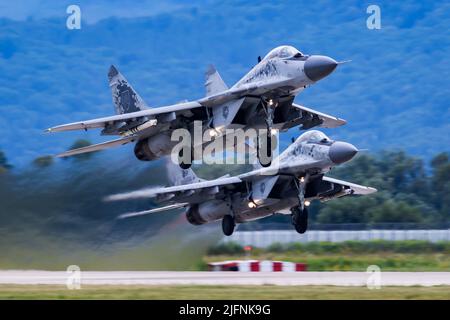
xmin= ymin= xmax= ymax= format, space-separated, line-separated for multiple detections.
xmin=222 ymin=195 xmax=236 ymax=236
xmin=257 ymin=132 xmax=274 ymax=167
xmin=291 ymin=206 xmax=308 ymax=234
xmin=262 ymin=98 xmax=278 ymax=130
xmin=292 ymin=173 xmax=310 ymax=234
xmin=257 ymin=97 xmax=278 ymax=168
xmin=294 ymin=173 xmax=310 ymax=211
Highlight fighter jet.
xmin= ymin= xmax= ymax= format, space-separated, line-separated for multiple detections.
xmin=106 ymin=131 xmax=376 ymax=235
xmin=46 ymin=45 xmax=347 ymax=168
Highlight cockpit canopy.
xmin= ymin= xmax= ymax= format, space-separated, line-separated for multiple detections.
xmin=263 ymin=45 xmax=304 ymax=61
xmin=298 ymin=130 xmax=332 ymax=144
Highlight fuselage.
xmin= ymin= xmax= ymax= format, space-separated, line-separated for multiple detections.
xmin=127 ymin=46 xmax=339 ymax=162
xmin=233 ymin=45 xmax=338 ymax=97
xmin=185 ymin=131 xmax=358 ymax=225
xmin=48 ymin=45 xmax=341 ymax=163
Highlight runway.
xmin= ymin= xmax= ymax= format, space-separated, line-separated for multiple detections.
xmin=0 ymin=271 xmax=449 ymax=286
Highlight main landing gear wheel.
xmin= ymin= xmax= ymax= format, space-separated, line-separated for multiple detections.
xmin=292 ymin=206 xmax=308 ymax=234
xmin=178 ymin=147 xmax=192 ymax=169
xmin=222 ymin=215 xmax=235 ymax=236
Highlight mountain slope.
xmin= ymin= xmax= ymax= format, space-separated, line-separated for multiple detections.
xmin=0 ymin=0 xmax=449 ymax=166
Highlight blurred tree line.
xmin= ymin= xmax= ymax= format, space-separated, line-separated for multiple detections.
xmin=313 ymin=151 xmax=450 ymax=225
xmin=0 ymin=141 xmax=449 ymax=227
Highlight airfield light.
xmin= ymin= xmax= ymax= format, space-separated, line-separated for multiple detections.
xmin=268 ymin=99 xmax=274 ymax=106
xmin=300 ymin=177 xmax=305 ymax=182
xmin=270 ymin=128 xmax=278 ymax=135
xmin=304 ymin=200 xmax=311 ymax=207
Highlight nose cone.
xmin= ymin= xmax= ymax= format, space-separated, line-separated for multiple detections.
xmin=304 ymin=55 xmax=338 ymax=81
xmin=329 ymin=141 xmax=358 ymax=164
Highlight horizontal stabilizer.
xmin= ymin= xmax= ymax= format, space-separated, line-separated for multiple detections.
xmin=105 ymin=176 xmax=242 ymax=201
xmin=56 ymin=136 xmax=136 ymax=158
xmin=117 ymin=203 xmax=189 ymax=219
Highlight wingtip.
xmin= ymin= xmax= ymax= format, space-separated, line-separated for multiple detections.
xmin=360 ymin=186 xmax=377 ymax=194
xmin=103 ymin=192 xmax=130 ymax=202
xmin=116 ymin=214 xmax=128 ymax=220
xmin=116 ymin=211 xmax=147 ymax=220
xmin=103 ymin=195 xmax=115 ymax=202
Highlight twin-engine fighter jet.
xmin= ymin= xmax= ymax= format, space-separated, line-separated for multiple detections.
xmin=106 ymin=131 xmax=376 ymax=236
xmin=46 ymin=45 xmax=346 ymax=168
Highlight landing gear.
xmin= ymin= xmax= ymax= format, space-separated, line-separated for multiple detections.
xmin=257 ymin=132 xmax=273 ymax=167
xmin=222 ymin=215 xmax=235 ymax=236
xmin=262 ymin=98 xmax=278 ymax=130
xmin=178 ymin=147 xmax=192 ymax=169
xmin=291 ymin=206 xmax=308 ymax=234
xmin=291 ymin=173 xmax=310 ymax=234
xmin=294 ymin=174 xmax=310 ymax=211
xmin=257 ymin=98 xmax=278 ymax=168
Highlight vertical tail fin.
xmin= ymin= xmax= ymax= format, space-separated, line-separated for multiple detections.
xmin=205 ymin=64 xmax=228 ymax=97
xmin=108 ymin=65 xmax=149 ymax=114
xmin=165 ymin=158 xmax=202 ymax=186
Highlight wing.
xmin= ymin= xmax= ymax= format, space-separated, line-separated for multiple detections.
xmin=105 ymin=176 xmax=242 ymax=201
xmin=117 ymin=203 xmax=190 ymax=219
xmin=46 ymin=101 xmax=202 ymax=133
xmin=292 ymin=103 xmax=346 ymax=129
xmin=55 ymin=135 xmax=137 ymax=158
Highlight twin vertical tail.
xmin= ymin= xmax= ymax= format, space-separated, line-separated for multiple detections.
xmin=108 ymin=65 xmax=149 ymax=115
xmin=204 ymin=64 xmax=228 ymax=97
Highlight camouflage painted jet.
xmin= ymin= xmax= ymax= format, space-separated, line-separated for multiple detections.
xmin=46 ymin=45 xmax=347 ymax=168
xmin=106 ymin=131 xmax=376 ymax=236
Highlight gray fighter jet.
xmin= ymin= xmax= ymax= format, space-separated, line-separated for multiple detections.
xmin=46 ymin=45 xmax=346 ymax=167
xmin=106 ymin=131 xmax=376 ymax=235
